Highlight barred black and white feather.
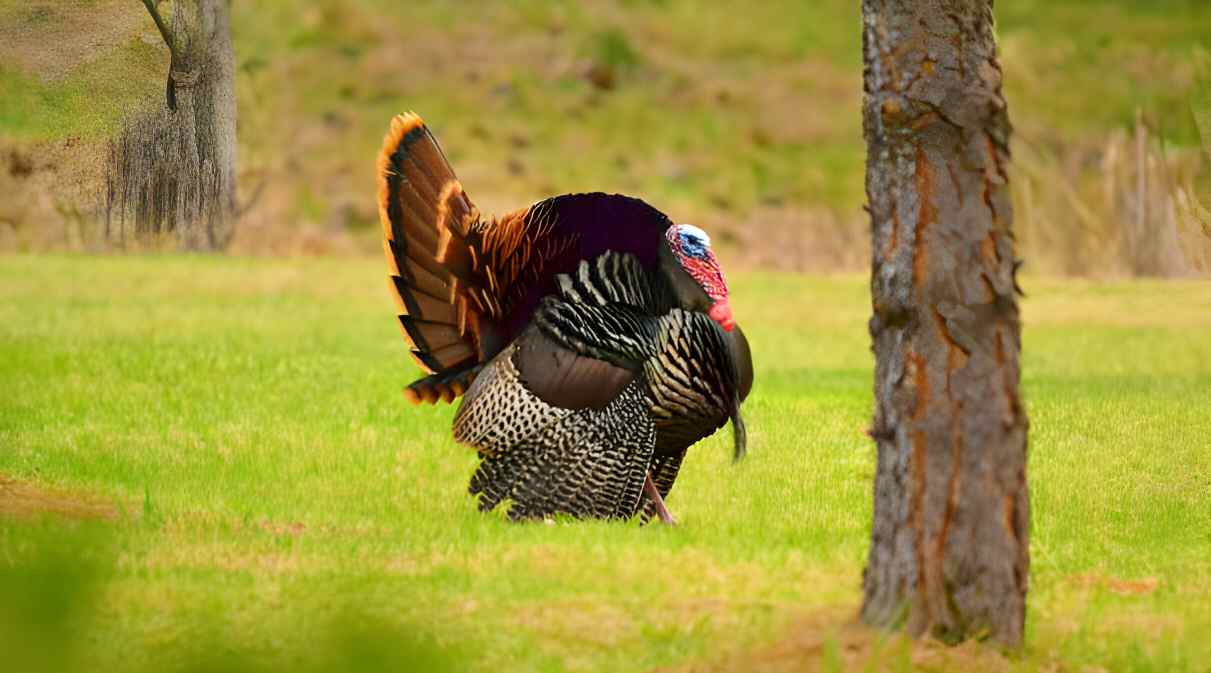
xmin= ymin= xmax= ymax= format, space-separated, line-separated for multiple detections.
xmin=451 ymin=251 xmax=750 ymax=521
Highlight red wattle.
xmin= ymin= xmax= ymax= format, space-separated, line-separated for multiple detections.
xmin=709 ymin=301 xmax=735 ymax=332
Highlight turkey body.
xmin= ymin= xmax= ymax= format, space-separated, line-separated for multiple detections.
xmin=377 ymin=113 xmax=753 ymax=521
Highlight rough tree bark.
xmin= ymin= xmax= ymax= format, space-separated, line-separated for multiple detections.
xmin=104 ymin=0 xmax=237 ymax=249
xmin=860 ymin=0 xmax=1030 ymax=647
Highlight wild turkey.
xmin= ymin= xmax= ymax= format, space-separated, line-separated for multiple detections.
xmin=377 ymin=112 xmax=753 ymax=522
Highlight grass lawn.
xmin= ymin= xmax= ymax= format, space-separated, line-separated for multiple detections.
xmin=1 ymin=254 xmax=1210 ymax=672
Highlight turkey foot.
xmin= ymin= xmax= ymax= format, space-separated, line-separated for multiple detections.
xmin=643 ymin=472 xmax=677 ymax=525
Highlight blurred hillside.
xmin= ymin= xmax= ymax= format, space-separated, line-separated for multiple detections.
xmin=1 ymin=0 xmax=1210 ymax=274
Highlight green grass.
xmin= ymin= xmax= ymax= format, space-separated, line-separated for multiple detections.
xmin=1 ymin=255 xmax=1209 ymax=672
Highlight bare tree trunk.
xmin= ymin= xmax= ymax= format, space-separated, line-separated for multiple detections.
xmin=104 ymin=0 xmax=237 ymax=250
xmin=860 ymin=0 xmax=1029 ymax=647
xmin=189 ymin=0 xmax=238 ymax=249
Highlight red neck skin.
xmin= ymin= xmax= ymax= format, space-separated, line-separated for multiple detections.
xmin=708 ymin=299 xmax=735 ymax=331
xmin=682 ymin=257 xmax=733 ymax=332
xmin=667 ymin=226 xmax=733 ymax=331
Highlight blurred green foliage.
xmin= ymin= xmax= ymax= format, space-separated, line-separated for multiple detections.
xmin=0 ymin=524 xmax=110 ymax=673
xmin=585 ymin=29 xmax=641 ymax=70
xmin=0 ymin=522 xmax=467 ymax=673
xmin=1194 ymin=73 xmax=1211 ymax=153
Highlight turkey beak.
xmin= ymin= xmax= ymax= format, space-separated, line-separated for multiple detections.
xmin=709 ymin=300 xmax=735 ymax=332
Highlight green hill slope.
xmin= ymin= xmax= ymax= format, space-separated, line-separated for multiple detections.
xmin=2 ymin=1 xmax=1209 ymax=271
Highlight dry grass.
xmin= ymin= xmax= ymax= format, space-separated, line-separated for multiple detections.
xmin=1068 ymin=574 xmax=1160 ymax=597
xmin=0 ymin=474 xmax=119 ymax=521
xmin=660 ymin=608 xmax=1029 ymax=673
xmin=1013 ymin=115 xmax=1211 ymax=277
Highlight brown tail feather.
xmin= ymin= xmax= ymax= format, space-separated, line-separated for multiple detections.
xmin=435 ymin=181 xmax=481 ymax=281
xmin=379 ymin=113 xmax=492 ymax=401
xmin=403 ymin=366 xmax=482 ymax=406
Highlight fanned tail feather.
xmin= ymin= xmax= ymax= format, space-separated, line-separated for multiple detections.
xmin=404 ymin=365 xmax=484 ymax=405
xmin=378 ymin=112 xmax=494 ymax=403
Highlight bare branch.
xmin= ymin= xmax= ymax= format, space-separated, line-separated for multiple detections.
xmin=140 ymin=0 xmax=181 ymax=110
xmin=141 ymin=0 xmax=178 ymax=62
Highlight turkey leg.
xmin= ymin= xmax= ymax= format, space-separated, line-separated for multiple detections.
xmin=643 ymin=472 xmax=677 ymax=525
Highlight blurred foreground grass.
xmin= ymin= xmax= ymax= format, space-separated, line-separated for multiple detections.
xmin=1 ymin=255 xmax=1210 ymax=672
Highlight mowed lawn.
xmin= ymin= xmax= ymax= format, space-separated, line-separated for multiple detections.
xmin=1 ymin=254 xmax=1209 ymax=672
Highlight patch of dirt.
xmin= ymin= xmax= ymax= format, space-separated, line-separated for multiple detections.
xmin=1068 ymin=574 xmax=1160 ymax=596
xmin=516 ymin=600 xmax=634 ymax=649
xmin=659 ymin=607 xmax=1025 ymax=673
xmin=0 ymin=0 xmax=150 ymax=82
xmin=0 ymin=474 xmax=119 ymax=521
xmin=259 ymin=519 xmax=307 ymax=537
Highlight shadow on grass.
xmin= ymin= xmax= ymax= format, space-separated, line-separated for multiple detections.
xmin=0 ymin=521 xmax=468 ymax=673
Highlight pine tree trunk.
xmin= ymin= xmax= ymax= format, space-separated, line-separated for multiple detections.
xmin=860 ymin=0 xmax=1030 ymax=647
